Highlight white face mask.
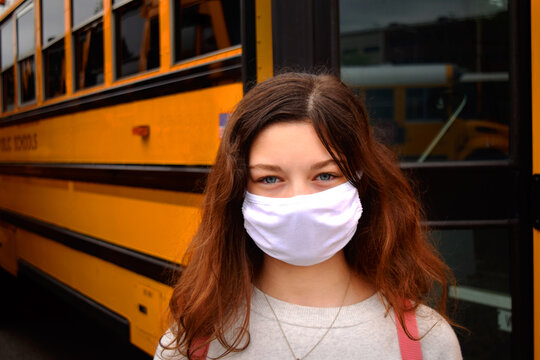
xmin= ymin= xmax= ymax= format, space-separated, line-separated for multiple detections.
xmin=242 ymin=182 xmax=363 ymax=266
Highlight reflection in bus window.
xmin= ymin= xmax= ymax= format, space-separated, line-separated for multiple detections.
xmin=2 ymin=68 xmax=15 ymax=112
xmin=1 ymin=17 xmax=15 ymax=111
xmin=42 ymin=0 xmax=65 ymax=99
xmin=41 ymin=0 xmax=64 ymax=45
xmin=173 ymin=0 xmax=241 ymax=63
xmin=73 ymin=0 xmax=104 ymax=90
xmin=18 ymin=57 xmax=35 ymax=104
xmin=363 ymin=89 xmax=400 ymax=144
xmin=406 ymin=88 xmax=447 ymax=122
xmin=74 ymin=22 xmax=104 ymax=90
xmin=17 ymin=2 xmax=36 ymax=104
xmin=435 ymin=227 xmax=511 ymax=358
xmin=340 ymin=0 xmax=509 ymax=162
xmin=43 ymin=40 xmax=66 ymax=99
xmin=72 ymin=0 xmax=103 ymax=29
xmin=114 ymin=0 xmax=160 ymax=79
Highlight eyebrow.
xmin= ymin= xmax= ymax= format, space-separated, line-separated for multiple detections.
xmin=249 ymin=164 xmax=283 ymax=172
xmin=249 ymin=159 xmax=339 ymax=172
xmin=310 ymin=159 xmax=339 ymax=170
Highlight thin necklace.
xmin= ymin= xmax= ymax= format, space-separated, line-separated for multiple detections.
xmin=262 ymin=272 xmax=352 ymax=360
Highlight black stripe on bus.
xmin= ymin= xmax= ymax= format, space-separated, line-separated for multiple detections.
xmin=18 ymin=260 xmax=131 ymax=342
xmin=0 ymin=208 xmax=182 ymax=285
xmin=0 ymin=163 xmax=210 ymax=193
xmin=0 ymin=56 xmax=242 ymax=128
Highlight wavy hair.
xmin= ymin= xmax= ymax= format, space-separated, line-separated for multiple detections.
xmin=167 ymin=72 xmax=455 ymax=359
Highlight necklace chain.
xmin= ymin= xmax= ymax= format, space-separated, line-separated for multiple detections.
xmin=262 ymin=273 xmax=352 ymax=360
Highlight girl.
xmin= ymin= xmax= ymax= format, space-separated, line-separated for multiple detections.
xmin=155 ymin=72 xmax=462 ymax=359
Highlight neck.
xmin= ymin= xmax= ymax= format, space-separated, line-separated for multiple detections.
xmin=255 ymin=251 xmax=375 ymax=307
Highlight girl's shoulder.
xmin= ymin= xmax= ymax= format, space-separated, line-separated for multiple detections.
xmin=414 ymin=304 xmax=462 ymax=360
xmin=154 ymin=328 xmax=184 ymax=360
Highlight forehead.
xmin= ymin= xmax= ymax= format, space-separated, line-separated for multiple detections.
xmin=249 ymin=121 xmax=334 ymax=165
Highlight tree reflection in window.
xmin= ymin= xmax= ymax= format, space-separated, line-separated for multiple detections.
xmin=173 ymin=0 xmax=240 ymax=63
xmin=19 ymin=57 xmax=35 ymax=103
xmin=115 ymin=0 xmax=160 ymax=78
xmin=43 ymin=40 xmax=66 ymax=99
xmin=74 ymin=21 xmax=104 ymax=90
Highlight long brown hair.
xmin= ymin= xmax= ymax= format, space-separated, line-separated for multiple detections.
xmin=167 ymin=72 xmax=454 ymax=358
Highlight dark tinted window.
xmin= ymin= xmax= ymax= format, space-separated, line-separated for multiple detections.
xmin=1 ymin=18 xmax=14 ymax=69
xmin=435 ymin=227 xmax=511 ymax=358
xmin=173 ymin=0 xmax=240 ymax=62
xmin=72 ymin=0 xmax=103 ymax=28
xmin=2 ymin=67 xmax=15 ymax=111
xmin=74 ymin=21 xmax=104 ymax=89
xmin=41 ymin=0 xmax=65 ymax=45
xmin=19 ymin=56 xmax=35 ymax=103
xmin=340 ymin=0 xmax=509 ymax=162
xmin=43 ymin=39 xmax=66 ymax=98
xmin=114 ymin=0 xmax=160 ymax=78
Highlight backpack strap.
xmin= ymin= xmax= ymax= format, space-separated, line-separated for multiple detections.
xmin=190 ymin=338 xmax=209 ymax=360
xmin=395 ymin=304 xmax=423 ymax=360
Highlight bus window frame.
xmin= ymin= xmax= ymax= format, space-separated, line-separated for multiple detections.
xmin=71 ymin=0 xmax=104 ymax=92
xmin=16 ymin=0 xmax=37 ymax=108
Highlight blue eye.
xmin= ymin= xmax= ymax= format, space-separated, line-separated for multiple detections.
xmin=261 ymin=176 xmax=279 ymax=184
xmin=316 ymin=173 xmax=335 ymax=181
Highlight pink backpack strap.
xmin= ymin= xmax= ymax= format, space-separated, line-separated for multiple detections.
xmin=190 ymin=338 xmax=209 ymax=360
xmin=395 ymin=303 xmax=423 ymax=360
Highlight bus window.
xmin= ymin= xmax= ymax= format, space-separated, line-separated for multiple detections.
xmin=172 ymin=0 xmax=241 ymax=63
xmin=17 ymin=1 xmax=36 ymax=104
xmin=72 ymin=0 xmax=104 ymax=90
xmin=1 ymin=17 xmax=15 ymax=111
xmin=114 ymin=0 xmax=160 ymax=79
xmin=364 ymin=89 xmax=400 ymax=145
xmin=340 ymin=0 xmax=509 ymax=162
xmin=405 ymin=88 xmax=447 ymax=123
xmin=42 ymin=0 xmax=66 ymax=99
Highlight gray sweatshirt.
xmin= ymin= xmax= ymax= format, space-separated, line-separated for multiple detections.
xmin=155 ymin=288 xmax=462 ymax=360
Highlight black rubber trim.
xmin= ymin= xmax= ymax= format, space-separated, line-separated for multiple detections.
xmin=0 ymin=56 xmax=242 ymax=128
xmin=271 ymin=0 xmax=339 ymax=75
xmin=240 ymin=0 xmax=257 ymax=92
xmin=0 ymin=208 xmax=182 ymax=285
xmin=533 ymin=174 xmax=540 ymax=230
xmin=18 ymin=259 xmax=131 ymax=342
xmin=509 ymin=0 xmax=533 ymax=358
xmin=0 ymin=163 xmax=210 ymax=193
xmin=425 ymin=219 xmax=519 ymax=229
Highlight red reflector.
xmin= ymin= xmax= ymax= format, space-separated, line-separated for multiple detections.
xmin=132 ymin=125 xmax=150 ymax=137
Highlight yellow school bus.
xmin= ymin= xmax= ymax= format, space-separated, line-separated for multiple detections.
xmin=0 ymin=0 xmax=537 ymax=358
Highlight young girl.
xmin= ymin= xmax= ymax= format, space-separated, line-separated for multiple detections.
xmin=155 ymin=73 xmax=462 ymax=359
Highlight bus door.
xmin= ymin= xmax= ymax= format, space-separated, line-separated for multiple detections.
xmin=339 ymin=0 xmax=531 ymax=358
